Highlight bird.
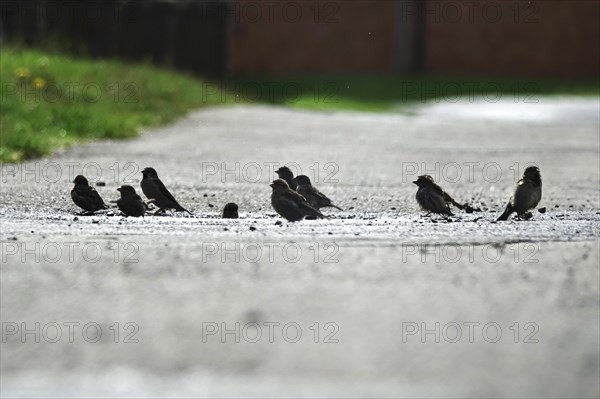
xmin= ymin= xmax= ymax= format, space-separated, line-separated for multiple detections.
xmin=71 ymin=175 xmax=108 ymax=214
xmin=117 ymin=185 xmax=147 ymax=217
xmin=293 ymin=175 xmax=343 ymax=211
xmin=222 ymin=202 xmax=239 ymax=219
xmin=140 ymin=167 xmax=192 ymax=215
xmin=413 ymin=175 xmax=454 ymax=216
xmin=497 ymin=166 xmax=542 ymax=221
xmin=270 ymin=179 xmax=325 ymax=222
xmin=275 ymin=166 xmax=298 ymax=190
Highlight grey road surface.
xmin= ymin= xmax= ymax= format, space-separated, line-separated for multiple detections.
xmin=1 ymin=98 xmax=599 ymax=398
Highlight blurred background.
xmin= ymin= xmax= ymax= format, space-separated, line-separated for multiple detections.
xmin=2 ymin=0 xmax=598 ymax=78
xmin=0 ymin=0 xmax=598 ymax=161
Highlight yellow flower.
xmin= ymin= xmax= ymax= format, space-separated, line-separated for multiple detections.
xmin=33 ymin=77 xmax=46 ymax=89
xmin=15 ymin=67 xmax=30 ymax=79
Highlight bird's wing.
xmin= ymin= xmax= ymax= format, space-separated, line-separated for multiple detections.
xmin=308 ymin=186 xmax=332 ymax=205
xmin=282 ymin=190 xmax=310 ymax=208
xmin=284 ymin=191 xmax=325 ymax=217
xmin=74 ymin=185 xmax=105 ymax=210
xmin=71 ymin=188 xmax=86 ymax=208
xmin=89 ymin=189 xmax=108 ymax=208
xmin=276 ymin=194 xmax=302 ymax=215
xmin=422 ymin=189 xmax=452 ymax=215
xmin=154 ymin=178 xmax=179 ymax=204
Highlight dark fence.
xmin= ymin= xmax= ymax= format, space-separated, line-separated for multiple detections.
xmin=1 ymin=0 xmax=230 ymax=77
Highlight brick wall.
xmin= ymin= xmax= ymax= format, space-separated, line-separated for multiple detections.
xmin=230 ymin=0 xmax=599 ymax=79
xmin=229 ymin=0 xmax=397 ymax=75
xmin=425 ymin=0 xmax=600 ymax=79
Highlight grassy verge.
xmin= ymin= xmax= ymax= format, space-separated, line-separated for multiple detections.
xmin=0 ymin=48 xmax=230 ymax=162
xmin=228 ymin=76 xmax=599 ymax=113
xmin=2 ymin=48 xmax=598 ymax=162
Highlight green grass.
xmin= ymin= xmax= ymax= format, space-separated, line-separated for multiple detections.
xmin=0 ymin=48 xmax=231 ymax=162
xmin=2 ymin=48 xmax=598 ymax=162
xmin=228 ymin=76 xmax=599 ymax=113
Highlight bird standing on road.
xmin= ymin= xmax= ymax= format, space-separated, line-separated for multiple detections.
xmin=293 ymin=175 xmax=343 ymax=211
xmin=497 ymin=166 xmax=542 ymax=221
xmin=275 ymin=166 xmax=298 ymax=190
xmin=270 ymin=179 xmax=325 ymax=222
xmin=71 ymin=175 xmax=108 ymax=214
xmin=140 ymin=167 xmax=192 ymax=215
xmin=413 ymin=175 xmax=454 ymax=216
xmin=222 ymin=202 xmax=239 ymax=219
xmin=117 ymin=185 xmax=146 ymax=217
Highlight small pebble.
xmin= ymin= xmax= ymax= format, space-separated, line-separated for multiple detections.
xmin=390 ymin=207 xmax=396 ymax=210
xmin=275 ymin=221 xmax=283 ymax=226
xmin=538 ymin=207 xmax=546 ymax=213
xmin=95 ymin=181 xmax=106 ymax=187
xmin=73 ymin=217 xmax=79 ymax=221
xmin=249 ymin=226 xmax=257 ymax=231
xmin=92 ymin=220 xmax=100 ymax=224
xmin=203 ymin=194 xmax=208 ymax=197
xmin=208 ymin=204 xmax=214 ymax=208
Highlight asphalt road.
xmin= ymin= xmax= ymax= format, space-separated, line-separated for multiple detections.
xmin=1 ymin=98 xmax=599 ymax=398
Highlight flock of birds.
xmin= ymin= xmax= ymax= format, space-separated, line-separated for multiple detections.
xmin=70 ymin=165 xmax=543 ymax=222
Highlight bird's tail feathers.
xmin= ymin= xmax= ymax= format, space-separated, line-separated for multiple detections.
xmin=496 ymin=203 xmax=513 ymax=221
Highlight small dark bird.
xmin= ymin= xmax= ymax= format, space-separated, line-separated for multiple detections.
xmin=497 ymin=166 xmax=542 ymax=221
xmin=222 ymin=202 xmax=239 ymax=219
xmin=270 ymin=179 xmax=325 ymax=222
xmin=413 ymin=175 xmax=454 ymax=216
xmin=275 ymin=166 xmax=298 ymax=190
xmin=140 ymin=167 xmax=192 ymax=215
xmin=293 ymin=175 xmax=343 ymax=211
xmin=117 ymin=185 xmax=146 ymax=217
xmin=71 ymin=175 xmax=108 ymax=214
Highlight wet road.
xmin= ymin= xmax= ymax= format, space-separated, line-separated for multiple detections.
xmin=1 ymin=99 xmax=599 ymax=398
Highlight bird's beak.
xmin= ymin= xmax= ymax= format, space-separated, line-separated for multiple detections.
xmin=117 ymin=188 xmax=121 ymax=191
xmin=412 ymin=181 xmax=418 ymax=185
xmin=269 ymin=183 xmax=274 ymax=187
